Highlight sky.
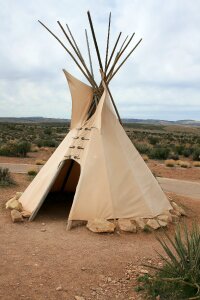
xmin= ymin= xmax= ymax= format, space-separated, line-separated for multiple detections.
xmin=0 ymin=0 xmax=200 ymax=121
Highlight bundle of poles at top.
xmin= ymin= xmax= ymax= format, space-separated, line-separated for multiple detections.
xmin=38 ymin=11 xmax=142 ymax=124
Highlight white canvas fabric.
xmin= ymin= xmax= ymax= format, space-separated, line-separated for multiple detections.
xmin=19 ymin=71 xmax=172 ymax=221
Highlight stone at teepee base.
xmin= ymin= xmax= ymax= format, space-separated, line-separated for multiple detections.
xmin=11 ymin=210 xmax=23 ymax=223
xmin=21 ymin=210 xmax=31 ymax=218
xmin=118 ymin=219 xmax=137 ymax=233
xmin=157 ymin=214 xmax=171 ymax=223
xmin=86 ymin=219 xmax=116 ymax=233
xmin=157 ymin=220 xmax=168 ymax=227
xmin=146 ymin=219 xmax=160 ymax=230
xmin=132 ymin=217 xmax=146 ymax=230
xmin=6 ymin=198 xmax=23 ymax=211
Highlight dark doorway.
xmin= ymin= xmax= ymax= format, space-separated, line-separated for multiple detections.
xmin=37 ymin=159 xmax=81 ymax=220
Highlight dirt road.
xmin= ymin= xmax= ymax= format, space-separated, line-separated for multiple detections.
xmin=1 ymin=163 xmax=200 ymax=199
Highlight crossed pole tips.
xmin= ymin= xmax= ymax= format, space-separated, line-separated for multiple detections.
xmin=38 ymin=11 xmax=142 ymax=124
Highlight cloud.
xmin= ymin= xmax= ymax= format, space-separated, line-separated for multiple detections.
xmin=0 ymin=0 xmax=200 ymax=120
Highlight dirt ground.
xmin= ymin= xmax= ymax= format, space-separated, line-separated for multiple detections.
xmin=148 ymin=160 xmax=200 ymax=182
xmin=1 ymin=174 xmax=200 ymax=300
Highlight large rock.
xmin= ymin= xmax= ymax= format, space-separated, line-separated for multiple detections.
xmin=6 ymin=198 xmax=23 ymax=211
xmin=11 ymin=210 xmax=23 ymax=223
xmin=171 ymin=202 xmax=187 ymax=216
xmin=132 ymin=217 xmax=146 ymax=230
xmin=146 ymin=219 xmax=160 ymax=230
xmin=86 ymin=219 xmax=116 ymax=233
xmin=118 ymin=219 xmax=137 ymax=233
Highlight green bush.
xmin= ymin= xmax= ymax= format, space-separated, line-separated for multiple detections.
xmin=193 ymin=148 xmax=200 ymax=161
xmin=0 ymin=141 xmax=31 ymax=157
xmin=142 ymin=223 xmax=200 ymax=299
xmin=149 ymin=147 xmax=170 ymax=160
xmin=35 ymin=138 xmax=58 ymax=148
xmin=27 ymin=170 xmax=37 ymax=176
xmin=0 ymin=168 xmax=15 ymax=186
xmin=135 ymin=143 xmax=151 ymax=155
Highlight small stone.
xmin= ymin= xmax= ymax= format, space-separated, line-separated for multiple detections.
xmin=21 ymin=211 xmax=31 ymax=218
xmin=132 ymin=217 xmax=145 ymax=230
xmin=74 ymin=296 xmax=85 ymax=300
xmin=86 ymin=219 xmax=116 ymax=233
xmin=11 ymin=210 xmax=23 ymax=223
xmin=157 ymin=220 xmax=168 ymax=227
xmin=41 ymin=228 xmax=46 ymax=232
xmin=146 ymin=219 xmax=160 ymax=230
xmin=118 ymin=219 xmax=137 ymax=233
xmin=81 ymin=267 xmax=86 ymax=271
xmin=42 ymin=223 xmax=46 ymax=226
xmin=56 ymin=286 xmax=62 ymax=291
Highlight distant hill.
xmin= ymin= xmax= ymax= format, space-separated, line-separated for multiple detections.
xmin=0 ymin=117 xmax=200 ymax=126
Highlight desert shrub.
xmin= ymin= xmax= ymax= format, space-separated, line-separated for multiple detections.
xmin=142 ymin=154 xmax=149 ymax=162
xmin=43 ymin=128 xmax=52 ymax=135
xmin=141 ymin=223 xmax=200 ymax=300
xmin=27 ymin=170 xmax=37 ymax=176
xmin=193 ymin=148 xmax=200 ymax=161
xmin=135 ymin=143 xmax=151 ymax=155
xmin=35 ymin=138 xmax=58 ymax=148
xmin=179 ymin=161 xmax=191 ymax=168
xmin=168 ymin=152 xmax=179 ymax=160
xmin=0 ymin=141 xmax=30 ymax=157
xmin=35 ymin=159 xmax=45 ymax=165
xmin=175 ymin=145 xmax=184 ymax=155
xmin=148 ymin=136 xmax=159 ymax=145
xmin=149 ymin=147 xmax=170 ymax=160
xmin=182 ymin=148 xmax=191 ymax=158
xmin=193 ymin=161 xmax=200 ymax=167
xmin=165 ymin=159 xmax=175 ymax=167
xmin=15 ymin=141 xmax=31 ymax=157
xmin=0 ymin=168 xmax=15 ymax=186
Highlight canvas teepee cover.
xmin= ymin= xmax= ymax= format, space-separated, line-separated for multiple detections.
xmin=19 ymin=71 xmax=172 ymax=221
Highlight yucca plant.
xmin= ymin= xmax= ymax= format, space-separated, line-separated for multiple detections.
xmin=143 ymin=223 xmax=200 ymax=299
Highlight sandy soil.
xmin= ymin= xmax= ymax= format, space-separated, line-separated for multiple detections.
xmin=148 ymin=160 xmax=200 ymax=182
xmin=0 ymin=174 xmax=200 ymax=300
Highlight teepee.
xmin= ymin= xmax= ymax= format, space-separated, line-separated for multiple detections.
xmin=19 ymin=12 xmax=172 ymax=226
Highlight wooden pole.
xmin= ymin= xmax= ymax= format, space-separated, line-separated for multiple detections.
xmin=57 ymin=21 xmax=98 ymax=89
xmin=100 ymin=69 xmax=122 ymax=124
xmin=108 ymin=38 xmax=142 ymax=83
xmin=38 ymin=20 xmax=94 ymax=86
xmin=85 ymin=29 xmax=94 ymax=78
xmin=66 ymin=23 xmax=83 ymax=58
xmin=105 ymin=32 xmax=122 ymax=74
xmin=106 ymin=33 xmax=135 ymax=80
xmin=104 ymin=12 xmax=111 ymax=71
xmin=87 ymin=11 xmax=103 ymax=71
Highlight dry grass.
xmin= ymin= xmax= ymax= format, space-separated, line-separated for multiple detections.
xmin=165 ymin=159 xmax=176 ymax=167
xmin=179 ymin=161 xmax=191 ymax=168
xmin=193 ymin=161 xmax=200 ymax=167
xmin=35 ymin=159 xmax=46 ymax=165
xmin=142 ymin=154 xmax=149 ymax=162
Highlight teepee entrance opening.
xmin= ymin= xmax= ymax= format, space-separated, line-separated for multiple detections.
xmin=36 ymin=159 xmax=81 ymax=220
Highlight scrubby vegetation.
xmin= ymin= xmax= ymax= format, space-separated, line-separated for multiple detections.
xmin=138 ymin=223 xmax=200 ymax=299
xmin=0 ymin=121 xmax=199 ymax=162
xmin=0 ymin=168 xmax=15 ymax=186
